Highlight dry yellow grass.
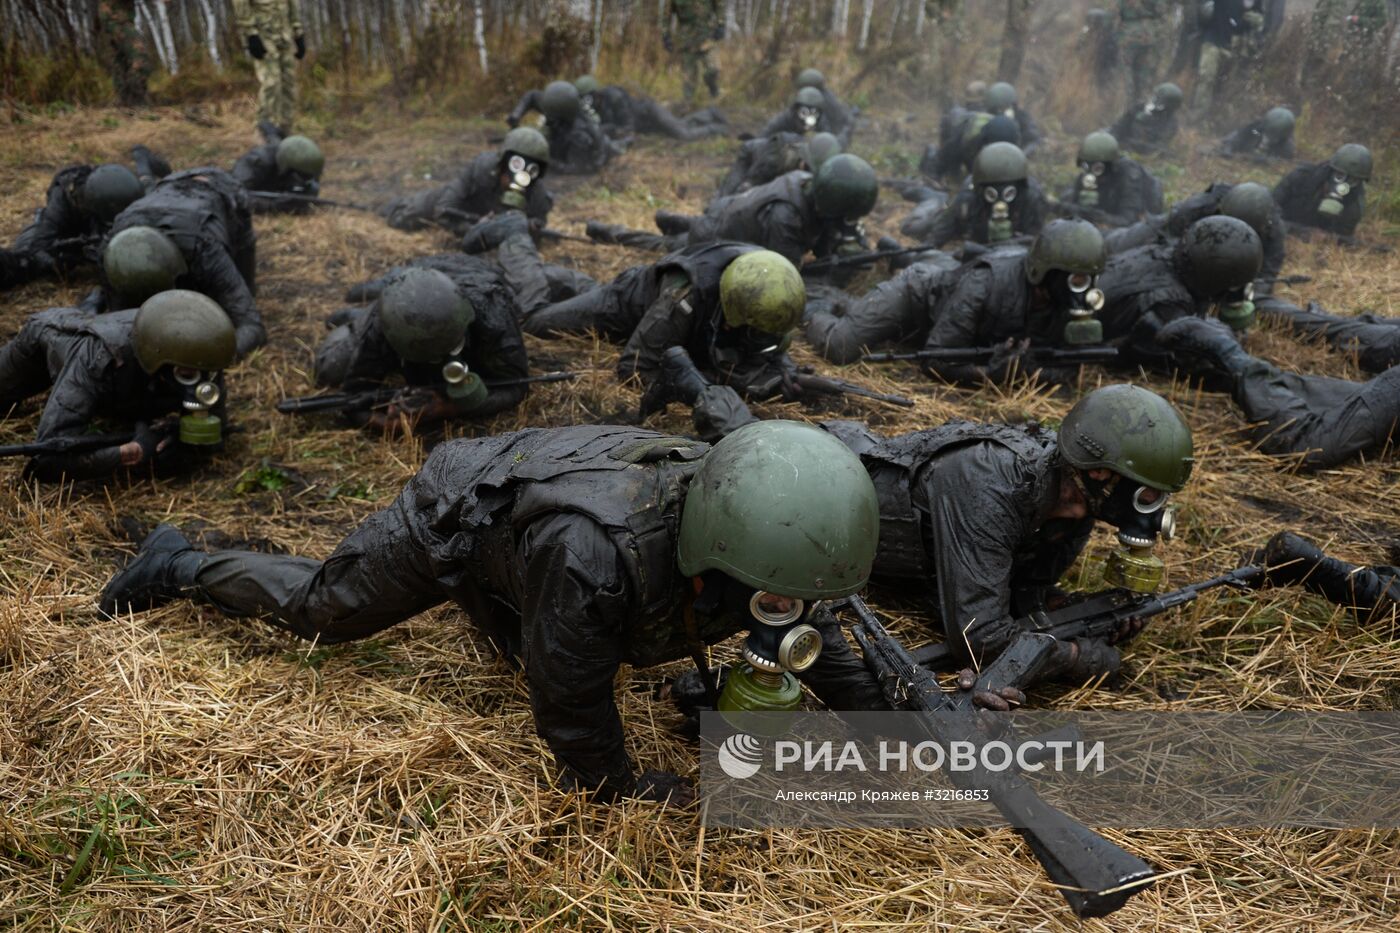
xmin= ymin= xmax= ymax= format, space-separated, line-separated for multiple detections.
xmin=1 ymin=92 xmax=1399 ymax=931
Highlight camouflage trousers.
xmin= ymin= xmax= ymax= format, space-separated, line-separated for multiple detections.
xmin=254 ymin=36 xmax=298 ymax=131
xmin=676 ymin=38 xmax=719 ymax=104
xmin=1193 ymin=42 xmax=1230 ymax=121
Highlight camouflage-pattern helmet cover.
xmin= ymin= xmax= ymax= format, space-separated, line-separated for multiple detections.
xmin=676 ymin=420 xmax=880 ymax=599
xmin=719 ymin=250 xmax=806 ymax=334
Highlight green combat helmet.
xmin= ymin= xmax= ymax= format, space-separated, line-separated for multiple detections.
xmin=802 ymin=132 xmax=842 ymax=173
xmin=378 ymin=268 xmax=474 ymax=363
xmin=133 ymin=290 xmax=237 ymax=446
xmin=719 ymin=250 xmax=805 ymax=334
xmin=132 ymin=290 xmax=237 ymax=374
xmin=82 ymin=164 xmax=144 ymax=224
xmin=986 ymin=81 xmax=1018 ymax=115
xmin=1262 ymin=106 xmax=1295 ymax=143
xmin=1151 ymin=82 xmax=1183 ymax=112
xmin=103 ymin=226 xmax=188 ymax=303
xmin=796 ymin=67 xmax=826 ymax=89
xmin=540 ymin=80 xmax=581 ymax=123
xmin=811 ymin=153 xmax=877 ymax=220
xmin=793 ymin=85 xmax=825 ymax=131
xmin=1175 ymin=215 xmax=1263 ymax=300
xmin=1219 ymin=182 xmax=1275 ymax=238
xmin=1329 ymin=143 xmax=1373 ymax=182
xmin=1059 ymin=384 xmax=1195 ymax=592
xmin=500 ymin=126 xmax=550 ymax=168
xmin=1079 ymin=131 xmax=1120 ymax=165
xmin=972 ymin=141 xmax=1028 ymax=186
xmin=1026 ymin=219 xmax=1108 ymax=344
xmin=574 ymin=74 xmax=601 ymax=96
xmin=275 ymin=135 xmax=325 ymax=179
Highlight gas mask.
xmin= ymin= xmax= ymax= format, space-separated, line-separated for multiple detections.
xmin=1217 ymin=282 xmax=1256 ymax=332
xmin=1318 ymin=170 xmax=1356 ymax=218
xmin=695 ymin=576 xmax=824 ymax=716
xmin=711 ymin=322 xmax=790 ymax=371
xmin=1078 ymin=160 xmax=1106 ymax=208
xmin=170 ymin=366 xmax=224 ymax=445
xmin=438 ymin=339 xmax=489 ymax=410
xmin=500 ymin=154 xmax=543 ymax=211
xmin=286 ymin=172 xmax=320 ymax=197
xmin=796 ymin=105 xmax=821 ymax=133
xmin=580 ymin=94 xmax=600 ymax=125
xmin=1076 ymin=471 xmax=1176 ymax=593
xmin=982 ymin=183 xmax=1019 ymax=243
xmin=1050 ymin=270 xmax=1106 ymax=345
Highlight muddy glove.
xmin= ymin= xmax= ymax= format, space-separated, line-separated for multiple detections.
xmin=294 ymin=34 xmax=307 ymax=59
xmin=635 ymin=770 xmax=697 ymax=807
xmin=1045 ymin=638 xmax=1121 ymax=685
xmin=246 ymin=35 xmax=267 ymax=60
xmin=986 ymin=337 xmax=1032 ymax=382
xmin=956 ymin=668 xmax=1027 ymax=711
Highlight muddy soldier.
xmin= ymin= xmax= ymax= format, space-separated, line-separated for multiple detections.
xmin=233 ymin=0 xmax=307 ymax=133
xmin=665 ymin=0 xmax=723 ymax=104
xmin=100 ymin=420 xmax=896 ymax=804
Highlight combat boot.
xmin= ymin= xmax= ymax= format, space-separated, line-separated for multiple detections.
xmin=653 ymin=210 xmax=694 ymax=236
xmin=639 ymin=346 xmax=711 ymax=418
xmin=129 ymin=145 xmax=171 ymax=184
xmin=1256 ymin=531 xmax=1400 ymax=625
xmin=98 ymin=524 xmax=208 ymax=617
xmin=1156 ymin=316 xmax=1254 ymax=384
xmin=704 ymin=69 xmax=721 ymax=100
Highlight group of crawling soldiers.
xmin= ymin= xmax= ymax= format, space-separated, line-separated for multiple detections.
xmin=0 ymin=65 xmax=1395 ymax=807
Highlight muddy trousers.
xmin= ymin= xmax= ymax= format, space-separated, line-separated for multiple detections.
xmin=1258 ymin=296 xmax=1400 ymax=374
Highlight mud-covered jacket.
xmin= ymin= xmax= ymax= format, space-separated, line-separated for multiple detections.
xmin=380 ymin=150 xmax=554 ymax=235
xmin=822 ymin=419 xmax=1093 ymax=663
xmin=901 ymin=179 xmax=1048 ymax=248
xmin=1063 ymin=155 xmax=1161 ymax=227
xmin=3 ymin=166 xmax=108 ymax=283
xmin=803 ymin=253 xmax=961 ymax=364
xmin=1166 ymin=182 xmax=1287 ymax=284
xmin=545 ymin=114 xmax=618 ymax=175
xmin=1219 ymin=118 xmax=1295 ymax=160
xmin=717 ymin=132 xmax=806 ymax=196
xmin=1 ymin=307 xmax=220 ymax=481
xmin=393 ymin=424 xmax=883 ymax=795
xmin=100 ymin=168 xmax=264 ymax=356
xmin=314 ymin=254 xmax=530 ymax=418
xmin=231 ymin=125 xmax=318 ymax=213
xmin=1273 ymin=160 xmax=1366 ymax=237
xmin=1098 ymin=242 xmax=1202 ymax=368
xmin=1109 ymin=102 xmax=1179 ymax=156
xmin=687 ymin=171 xmax=836 ymax=265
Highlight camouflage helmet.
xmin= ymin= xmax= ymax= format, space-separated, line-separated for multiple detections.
xmin=719 ymin=250 xmax=805 ymax=334
xmin=1175 ymin=216 xmax=1263 ymax=299
xmin=676 ymin=420 xmax=880 ymax=599
xmin=501 ymin=126 xmax=550 ymax=167
xmin=811 ymin=153 xmax=878 ymax=220
xmin=574 ymin=74 xmax=601 ymax=96
xmin=1059 ymin=384 xmax=1195 ymax=492
xmin=794 ymin=86 xmax=825 ymax=110
xmin=802 ymin=132 xmax=842 ymax=172
xmin=377 ymin=268 xmax=475 ymax=363
xmin=1329 ymin=143 xmax=1373 ymax=181
xmin=986 ymin=81 xmax=1018 ymax=113
xmin=1153 ymin=82 xmax=1184 ymax=110
xmin=275 ymin=135 xmax=325 ymax=179
xmin=81 ymin=164 xmax=144 ymax=224
xmin=1079 ymin=131 xmax=1120 ymax=165
xmin=540 ymin=80 xmax=581 ymax=122
xmin=132 ymin=289 xmax=237 ymax=374
xmin=796 ymin=67 xmax=826 ymax=89
xmin=103 ymin=226 xmax=188 ymax=303
xmin=1219 ymin=182 xmax=1276 ymax=238
xmin=1025 ymin=219 xmax=1108 ymax=285
xmin=1262 ymin=106 xmax=1295 ymax=142
xmin=972 ymin=142 xmax=1028 ymax=186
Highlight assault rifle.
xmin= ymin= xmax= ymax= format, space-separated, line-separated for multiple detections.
xmin=847 ymin=595 xmax=1157 ymax=917
xmin=862 ymin=345 xmax=1120 ymax=367
xmin=0 ymin=423 xmax=242 ymax=458
xmin=911 ymin=565 xmax=1263 ymax=671
xmin=801 ymin=245 xmax=942 ymax=275
xmin=276 ymin=372 xmax=580 ymax=415
xmin=247 ymin=191 xmax=375 ymax=211
xmin=440 ymin=207 xmax=598 ymax=246
xmin=781 ymin=366 xmax=915 ymax=408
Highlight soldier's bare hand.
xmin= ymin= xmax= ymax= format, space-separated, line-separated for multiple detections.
xmin=956 ymin=668 xmax=1026 ymax=711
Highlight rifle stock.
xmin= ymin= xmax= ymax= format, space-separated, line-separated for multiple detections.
xmin=862 ymin=345 xmax=1119 ymax=366
xmin=277 ymin=372 xmax=579 ymax=415
xmin=786 ymin=369 xmax=915 ymax=408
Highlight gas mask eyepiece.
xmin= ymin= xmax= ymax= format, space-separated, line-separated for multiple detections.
xmin=170 ymin=366 xmax=225 ymax=445
xmin=717 ymin=586 xmax=825 ymax=722
xmin=1319 ymin=171 xmax=1354 ymax=217
xmin=439 ymin=340 xmax=488 ymax=408
xmin=1219 ymin=281 xmax=1256 ymax=332
xmin=1092 ymin=476 xmax=1175 ymax=593
xmin=1060 ymin=271 xmax=1106 ymax=344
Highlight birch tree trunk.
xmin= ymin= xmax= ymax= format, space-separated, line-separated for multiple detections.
xmin=473 ymin=0 xmax=489 ymax=74
xmin=154 ymin=0 xmax=179 ymax=75
xmin=857 ymin=0 xmax=872 ymax=50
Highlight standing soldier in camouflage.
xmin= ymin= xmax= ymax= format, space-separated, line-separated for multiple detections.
xmin=1116 ymin=0 xmax=1167 ymax=106
xmin=665 ymin=0 xmax=723 ymax=105
xmin=95 ymin=1 xmax=154 ymax=107
xmin=233 ymin=1 xmax=307 ymax=133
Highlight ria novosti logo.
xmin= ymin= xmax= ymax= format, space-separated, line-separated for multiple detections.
xmin=717 ymin=732 xmax=764 ymax=779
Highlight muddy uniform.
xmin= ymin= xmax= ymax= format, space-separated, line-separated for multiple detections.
xmin=822 ymin=419 xmax=1096 ymax=672
xmin=1273 ymin=161 xmax=1366 ymax=238
xmin=172 ymin=425 xmax=882 ymax=795
xmin=0 ymin=308 xmax=223 ymax=481
xmin=316 ymin=255 xmax=531 ymax=420
xmin=1117 ymin=0 xmax=1168 ymax=104
xmin=1062 ymin=156 xmax=1161 ymax=228
xmin=1096 ymin=243 xmax=1202 ymax=370
xmin=231 ymin=124 xmax=315 ymax=214
xmin=1108 ymin=100 xmax=1179 ymax=156
xmin=919 ymin=109 xmax=1022 ymax=184
xmin=381 ymin=151 xmax=554 ymax=236
xmin=514 ymin=86 xmax=725 ymax=142
xmin=669 ymin=0 xmax=722 ymax=103
xmin=1257 ymin=300 xmax=1400 ymax=374
xmin=545 ymin=113 xmax=620 ymax=175
xmin=717 ymin=132 xmax=806 ymax=197
xmin=1218 ymin=118 xmax=1296 ymax=161
xmin=901 ymin=180 xmax=1048 ymax=248
xmin=233 ymin=0 xmax=303 ymax=131
xmin=94 ymin=169 xmax=264 ymax=357
xmin=804 ymin=252 xmax=962 ymax=364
